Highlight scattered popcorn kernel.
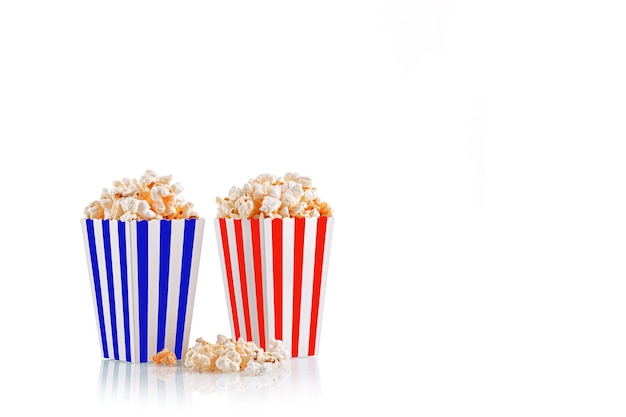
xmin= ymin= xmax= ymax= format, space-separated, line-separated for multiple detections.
xmin=84 ymin=169 xmax=199 ymax=220
xmin=152 ymin=348 xmax=178 ymax=366
xmin=183 ymin=335 xmax=290 ymax=374
xmin=216 ymin=173 xmax=333 ymax=219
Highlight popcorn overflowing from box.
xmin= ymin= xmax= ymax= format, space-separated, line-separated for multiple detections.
xmin=81 ymin=170 xmax=205 ymax=363
xmin=84 ymin=169 xmax=199 ymax=221
xmin=216 ymin=172 xmax=332 ymax=219
xmin=214 ymin=173 xmax=334 ymax=357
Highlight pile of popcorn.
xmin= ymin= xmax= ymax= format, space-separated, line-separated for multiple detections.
xmin=84 ymin=169 xmax=199 ymax=221
xmin=152 ymin=335 xmax=290 ymax=376
xmin=216 ymin=172 xmax=333 ymax=219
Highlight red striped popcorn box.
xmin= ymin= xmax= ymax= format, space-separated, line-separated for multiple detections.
xmin=215 ymin=217 xmax=334 ymax=357
xmin=81 ymin=219 xmax=205 ymax=363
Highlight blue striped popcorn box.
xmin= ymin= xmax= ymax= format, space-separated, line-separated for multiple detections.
xmin=81 ymin=219 xmax=205 ymax=363
xmin=215 ymin=217 xmax=334 ymax=357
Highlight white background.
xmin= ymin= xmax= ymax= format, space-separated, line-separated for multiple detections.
xmin=1 ymin=1 xmax=626 ymax=415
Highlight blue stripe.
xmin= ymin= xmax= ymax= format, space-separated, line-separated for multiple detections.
xmin=112 ymin=360 xmax=119 ymax=392
xmin=157 ymin=220 xmax=172 ymax=352
xmin=175 ymin=219 xmax=196 ymax=358
xmin=176 ymin=365 xmax=185 ymax=403
xmin=99 ymin=360 xmax=110 ymax=397
xmin=102 ymin=220 xmax=119 ymax=360
xmin=124 ymin=362 xmax=131 ymax=401
xmin=85 ymin=219 xmax=109 ymax=358
xmin=137 ymin=221 xmax=149 ymax=362
xmin=117 ymin=221 xmax=132 ymax=362
xmin=139 ymin=363 xmax=148 ymax=402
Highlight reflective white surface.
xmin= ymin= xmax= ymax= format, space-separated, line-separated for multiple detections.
xmin=96 ymin=357 xmax=321 ymax=408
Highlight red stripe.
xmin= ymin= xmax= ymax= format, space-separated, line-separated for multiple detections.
xmin=272 ymin=219 xmax=283 ymax=341
xmin=250 ymin=219 xmax=266 ymax=350
xmin=219 ymin=218 xmax=240 ymax=340
xmin=309 ymin=216 xmax=328 ymax=355
xmin=292 ymin=217 xmax=306 ymax=357
xmin=234 ymin=219 xmax=253 ymax=340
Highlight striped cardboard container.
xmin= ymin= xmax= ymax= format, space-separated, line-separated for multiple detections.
xmin=215 ymin=217 xmax=334 ymax=357
xmin=81 ymin=218 xmax=205 ymax=363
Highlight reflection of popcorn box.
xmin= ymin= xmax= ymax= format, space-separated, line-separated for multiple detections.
xmin=215 ymin=217 xmax=334 ymax=357
xmin=98 ymin=360 xmax=192 ymax=406
xmin=81 ymin=219 xmax=205 ymax=363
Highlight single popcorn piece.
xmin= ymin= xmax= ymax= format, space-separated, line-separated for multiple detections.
xmin=215 ymin=349 xmax=242 ymax=372
xmin=216 ymin=172 xmax=333 ymax=219
xmin=152 ymin=348 xmax=178 ymax=366
xmin=183 ymin=335 xmax=290 ymax=374
xmin=84 ymin=169 xmax=199 ymax=220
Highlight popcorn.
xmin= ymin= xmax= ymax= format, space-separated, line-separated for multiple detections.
xmin=152 ymin=348 xmax=178 ymax=366
xmin=216 ymin=172 xmax=333 ymax=219
xmin=84 ymin=169 xmax=199 ymax=220
xmin=182 ymin=335 xmax=290 ymax=375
